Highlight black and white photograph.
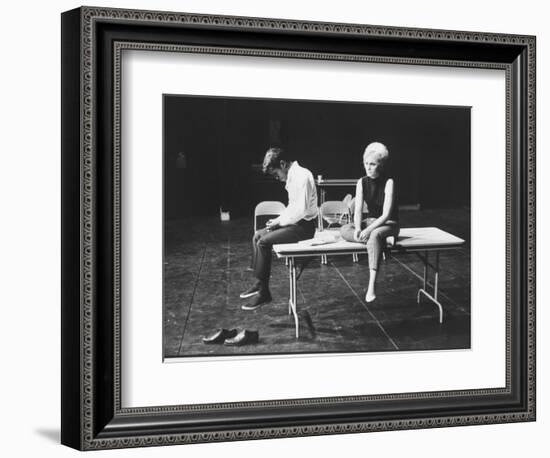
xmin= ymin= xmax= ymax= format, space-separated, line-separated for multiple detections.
xmin=163 ymin=95 xmax=471 ymax=358
xmin=51 ymin=1 xmax=540 ymax=454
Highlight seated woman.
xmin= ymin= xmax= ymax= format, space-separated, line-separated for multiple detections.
xmin=340 ymin=142 xmax=399 ymax=303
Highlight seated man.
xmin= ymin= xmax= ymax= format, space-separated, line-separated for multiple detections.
xmin=240 ymin=147 xmax=318 ymax=310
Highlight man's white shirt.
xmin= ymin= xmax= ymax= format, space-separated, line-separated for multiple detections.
xmin=276 ymin=161 xmax=319 ymax=226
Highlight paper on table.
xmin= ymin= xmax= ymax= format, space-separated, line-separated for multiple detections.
xmin=298 ymin=232 xmax=340 ymax=246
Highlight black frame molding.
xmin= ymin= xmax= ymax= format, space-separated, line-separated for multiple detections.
xmin=61 ymin=6 xmax=536 ymax=450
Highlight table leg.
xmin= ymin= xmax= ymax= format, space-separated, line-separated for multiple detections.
xmin=434 ymin=251 xmax=441 ymax=302
xmin=416 ymin=251 xmax=444 ymax=323
xmin=423 ymin=250 xmax=428 ymax=290
xmin=288 ymin=257 xmax=299 ymax=338
xmin=292 ymin=258 xmax=294 ymax=315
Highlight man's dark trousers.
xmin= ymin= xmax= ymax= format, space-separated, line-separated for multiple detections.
xmin=252 ymin=219 xmax=316 ymax=285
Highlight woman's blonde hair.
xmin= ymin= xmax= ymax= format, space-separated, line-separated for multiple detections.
xmin=363 ymin=142 xmax=389 ymax=168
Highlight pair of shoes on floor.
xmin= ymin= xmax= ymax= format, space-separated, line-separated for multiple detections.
xmin=202 ymin=328 xmax=259 ymax=346
xmin=241 ymin=290 xmax=272 ymax=311
xmin=224 ymin=329 xmax=259 ymax=346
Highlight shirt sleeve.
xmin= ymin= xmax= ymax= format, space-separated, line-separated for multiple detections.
xmin=277 ymin=174 xmax=315 ymax=226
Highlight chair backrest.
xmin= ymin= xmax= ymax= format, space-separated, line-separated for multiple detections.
xmin=318 ymin=201 xmax=351 ymax=230
xmin=349 ymin=197 xmax=368 ymax=216
xmin=254 ymin=201 xmax=286 ymax=231
xmin=342 ymin=193 xmax=353 ymax=208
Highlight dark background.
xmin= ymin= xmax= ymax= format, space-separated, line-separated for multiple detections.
xmin=164 ymin=95 xmax=470 ymax=219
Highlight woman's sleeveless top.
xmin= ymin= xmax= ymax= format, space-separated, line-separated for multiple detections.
xmin=361 ymin=175 xmax=398 ymax=222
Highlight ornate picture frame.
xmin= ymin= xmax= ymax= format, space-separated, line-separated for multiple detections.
xmin=61 ymin=6 xmax=535 ymax=450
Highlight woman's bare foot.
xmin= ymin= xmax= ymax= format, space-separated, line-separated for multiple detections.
xmin=365 ymin=291 xmax=376 ymax=303
xmin=366 ymin=269 xmax=377 ymax=302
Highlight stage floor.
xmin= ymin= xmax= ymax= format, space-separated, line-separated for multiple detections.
xmin=163 ymin=208 xmax=470 ymax=358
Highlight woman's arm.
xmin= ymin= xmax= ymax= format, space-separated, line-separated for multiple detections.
xmin=353 ymin=179 xmax=363 ymax=240
xmin=358 ymin=178 xmax=395 ymax=241
xmin=353 ymin=179 xmax=363 ymax=228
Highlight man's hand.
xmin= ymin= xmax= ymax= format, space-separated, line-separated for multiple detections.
xmin=266 ymin=219 xmax=280 ymax=231
xmin=353 ymin=228 xmax=362 ymax=241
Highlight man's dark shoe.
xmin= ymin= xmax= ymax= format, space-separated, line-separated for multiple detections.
xmin=241 ymin=291 xmax=272 ymax=311
xmin=239 ymin=284 xmax=260 ymax=299
xmin=224 ymin=329 xmax=259 ymax=346
xmin=202 ymin=328 xmax=238 ymax=344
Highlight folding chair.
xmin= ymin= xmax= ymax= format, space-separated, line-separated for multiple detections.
xmin=318 ymin=201 xmax=352 ymax=265
xmin=254 ymin=201 xmax=287 ymax=265
xmin=254 ymin=201 xmax=286 ymax=232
